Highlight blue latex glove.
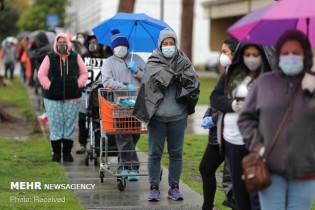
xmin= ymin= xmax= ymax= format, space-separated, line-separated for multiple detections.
xmin=127 ymin=60 xmax=139 ymax=74
xmin=201 ymin=116 xmax=215 ymax=129
xmin=127 ymin=84 xmax=137 ymax=91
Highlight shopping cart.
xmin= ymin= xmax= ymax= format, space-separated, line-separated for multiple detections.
xmin=98 ymin=88 xmax=148 ymax=191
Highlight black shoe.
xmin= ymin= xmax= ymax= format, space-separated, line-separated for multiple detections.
xmin=51 ymin=140 xmax=61 ymax=162
xmin=76 ymin=145 xmax=86 ymax=154
xmin=222 ymin=197 xmax=238 ymax=209
xmin=62 ymin=140 xmax=74 ymax=162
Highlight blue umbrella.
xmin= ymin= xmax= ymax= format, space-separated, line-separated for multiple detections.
xmin=92 ymin=12 xmax=172 ymax=53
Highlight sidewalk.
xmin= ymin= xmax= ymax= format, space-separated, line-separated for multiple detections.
xmin=28 ymin=86 xmax=203 ymax=210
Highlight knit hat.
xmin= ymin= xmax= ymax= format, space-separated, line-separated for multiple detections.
xmin=111 ymin=29 xmax=129 ymax=50
xmin=158 ymin=28 xmax=177 ymax=49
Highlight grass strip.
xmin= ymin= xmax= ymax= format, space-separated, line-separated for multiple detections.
xmin=0 ymin=138 xmax=84 ymax=210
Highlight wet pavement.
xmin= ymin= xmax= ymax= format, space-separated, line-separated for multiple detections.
xmin=27 ymin=80 xmax=209 ymax=210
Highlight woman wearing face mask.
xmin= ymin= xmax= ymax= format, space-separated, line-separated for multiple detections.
xmin=210 ymin=42 xmax=275 ymax=210
xmin=133 ymin=28 xmax=200 ymax=202
xmin=199 ymin=37 xmax=239 ymax=210
xmin=38 ymin=33 xmax=88 ymax=162
xmin=238 ymin=30 xmax=315 ymax=210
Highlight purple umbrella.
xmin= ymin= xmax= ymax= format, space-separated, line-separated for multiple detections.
xmin=228 ymin=0 xmax=315 ymax=47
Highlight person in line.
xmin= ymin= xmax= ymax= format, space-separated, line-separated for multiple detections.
xmin=101 ymin=29 xmax=145 ymax=181
xmin=76 ymin=32 xmax=88 ymax=55
xmin=2 ymin=41 xmax=16 ymax=80
xmin=133 ymin=28 xmax=200 ymax=202
xmin=76 ymin=34 xmax=112 ymax=155
xmin=238 ymin=30 xmax=315 ymax=210
xmin=199 ymin=37 xmax=239 ymax=210
xmin=38 ymin=33 xmax=88 ymax=162
xmin=210 ymin=42 xmax=275 ymax=210
xmin=27 ymin=31 xmax=52 ymax=88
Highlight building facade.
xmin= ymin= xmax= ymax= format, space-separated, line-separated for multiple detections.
xmin=201 ymin=0 xmax=274 ymax=51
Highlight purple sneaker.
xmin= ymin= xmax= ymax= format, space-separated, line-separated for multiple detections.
xmin=167 ymin=184 xmax=183 ymax=201
xmin=148 ymin=185 xmax=160 ymax=201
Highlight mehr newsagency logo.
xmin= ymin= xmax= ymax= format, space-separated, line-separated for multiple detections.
xmin=10 ymin=181 xmax=95 ymax=190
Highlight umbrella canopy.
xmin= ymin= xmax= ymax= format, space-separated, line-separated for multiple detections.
xmin=92 ymin=12 xmax=172 ymax=52
xmin=228 ymin=0 xmax=315 ymax=47
xmin=1 ymin=36 xmax=18 ymax=47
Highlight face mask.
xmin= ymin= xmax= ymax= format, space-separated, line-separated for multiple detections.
xmin=57 ymin=44 xmax=67 ymax=54
xmin=162 ymin=46 xmax=176 ymax=58
xmin=279 ymin=54 xmax=304 ymax=76
xmin=220 ymin=53 xmax=232 ymax=67
xmin=243 ymin=56 xmax=262 ymax=71
xmin=89 ymin=43 xmax=98 ymax=52
xmin=77 ymin=38 xmax=84 ymax=45
xmin=113 ymin=46 xmax=128 ymax=58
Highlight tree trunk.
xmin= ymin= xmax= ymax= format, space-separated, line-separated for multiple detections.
xmin=180 ymin=0 xmax=194 ymax=62
xmin=118 ymin=0 xmax=135 ymax=13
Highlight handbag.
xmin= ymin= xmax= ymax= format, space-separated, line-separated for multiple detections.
xmin=242 ymin=82 xmax=300 ymax=192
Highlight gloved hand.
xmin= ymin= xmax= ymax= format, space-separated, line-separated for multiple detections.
xmin=302 ymin=72 xmax=315 ymax=95
xmin=232 ymin=99 xmax=244 ymax=113
xmin=127 ymin=60 xmax=139 ymax=74
xmin=127 ymin=84 xmax=137 ymax=91
xmin=201 ymin=116 xmax=215 ymax=129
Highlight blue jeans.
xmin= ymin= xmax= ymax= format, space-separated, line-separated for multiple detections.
xmin=147 ymin=116 xmax=187 ymax=187
xmin=259 ymin=173 xmax=315 ymax=210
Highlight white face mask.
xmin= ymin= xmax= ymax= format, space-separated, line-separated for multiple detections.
xmin=243 ymin=56 xmax=262 ymax=71
xmin=77 ymin=38 xmax=85 ymax=45
xmin=113 ymin=46 xmax=128 ymax=58
xmin=220 ymin=53 xmax=232 ymax=68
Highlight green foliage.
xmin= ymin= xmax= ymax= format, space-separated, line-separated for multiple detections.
xmin=17 ymin=0 xmax=69 ymax=31
xmin=0 ymin=6 xmax=19 ymax=41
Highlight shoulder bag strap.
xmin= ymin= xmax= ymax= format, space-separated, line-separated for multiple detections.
xmin=264 ymin=82 xmax=301 ymax=159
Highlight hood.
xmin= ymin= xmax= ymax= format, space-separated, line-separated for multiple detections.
xmin=34 ymin=31 xmax=49 ymax=48
xmin=53 ymin=33 xmax=72 ymax=55
xmin=230 ymin=42 xmax=275 ymax=73
xmin=158 ymin=28 xmax=178 ymax=49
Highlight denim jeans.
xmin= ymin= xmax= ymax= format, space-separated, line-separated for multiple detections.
xmin=259 ymin=173 xmax=315 ymax=210
xmin=147 ymin=116 xmax=187 ymax=187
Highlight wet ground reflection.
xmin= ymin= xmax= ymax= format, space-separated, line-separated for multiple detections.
xmin=187 ymin=105 xmax=208 ymax=135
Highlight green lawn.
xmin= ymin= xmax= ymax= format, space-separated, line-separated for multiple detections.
xmin=198 ymin=75 xmax=219 ymax=105
xmin=0 ymin=79 xmax=84 ymax=210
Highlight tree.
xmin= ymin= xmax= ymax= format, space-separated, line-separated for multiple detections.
xmin=0 ymin=5 xmax=19 ymax=41
xmin=180 ymin=0 xmax=194 ymax=61
xmin=17 ymin=0 xmax=69 ymax=32
xmin=118 ymin=0 xmax=135 ymax=13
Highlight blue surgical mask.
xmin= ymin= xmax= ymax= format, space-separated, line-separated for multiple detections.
xmin=279 ymin=54 xmax=304 ymax=76
xmin=162 ymin=46 xmax=176 ymax=58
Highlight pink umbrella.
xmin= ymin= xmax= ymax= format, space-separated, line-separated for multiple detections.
xmin=228 ymin=0 xmax=315 ymax=47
